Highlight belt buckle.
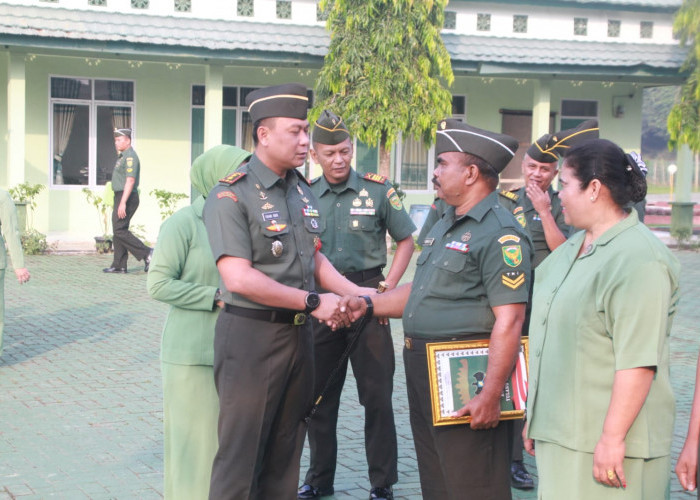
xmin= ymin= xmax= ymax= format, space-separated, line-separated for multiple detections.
xmin=294 ymin=313 xmax=307 ymax=326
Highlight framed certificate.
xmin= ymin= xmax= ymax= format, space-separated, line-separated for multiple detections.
xmin=426 ymin=338 xmax=529 ymax=427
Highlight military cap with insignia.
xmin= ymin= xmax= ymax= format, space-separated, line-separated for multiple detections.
xmin=526 ymin=119 xmax=599 ymax=163
xmin=114 ymin=128 xmax=132 ymax=139
xmin=245 ymin=83 xmax=309 ymax=122
xmin=312 ymin=110 xmax=350 ymax=145
xmin=436 ymin=119 xmax=518 ymax=173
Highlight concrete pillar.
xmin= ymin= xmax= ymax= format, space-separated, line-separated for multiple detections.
xmin=203 ymin=64 xmax=223 ymax=151
xmin=6 ymin=51 xmax=26 ymax=187
xmin=671 ymin=144 xmax=695 ymax=239
xmin=531 ymin=79 xmax=551 ymax=142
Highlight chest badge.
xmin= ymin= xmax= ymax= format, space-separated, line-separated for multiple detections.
xmin=359 ymin=188 xmax=369 ymax=198
xmin=259 ymin=191 xmax=268 ymax=200
xmin=423 ymin=238 xmax=434 ymax=246
xmin=302 ymin=197 xmax=310 ymax=204
xmin=266 ymin=222 xmax=287 ymax=232
xmin=352 ymin=220 xmax=359 ymax=228
xmin=446 ymin=241 xmax=469 ymax=253
xmin=261 ymin=202 xmax=274 ymax=210
xmin=271 ymin=240 xmax=284 ymax=257
xmin=461 ymin=232 xmax=471 ymax=242
xmin=352 ymin=198 xmax=362 ymax=207
xmin=365 ymin=198 xmax=374 ymax=208
xmin=310 ymin=219 xmax=319 ymax=229
xmin=302 ymin=206 xmax=319 ymax=218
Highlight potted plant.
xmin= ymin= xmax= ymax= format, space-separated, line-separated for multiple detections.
xmin=82 ymin=183 xmax=114 ymax=254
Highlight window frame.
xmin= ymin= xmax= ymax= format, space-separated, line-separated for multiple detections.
xmin=48 ymin=75 xmax=136 ymax=190
xmin=559 ymin=98 xmax=598 ymax=131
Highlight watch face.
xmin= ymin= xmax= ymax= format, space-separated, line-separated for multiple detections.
xmin=306 ymin=292 xmax=321 ymax=309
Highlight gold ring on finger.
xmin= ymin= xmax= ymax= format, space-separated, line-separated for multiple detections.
xmin=607 ymin=470 xmax=615 ymax=480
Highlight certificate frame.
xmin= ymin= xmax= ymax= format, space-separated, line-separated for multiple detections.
xmin=426 ymin=338 xmax=529 ymax=427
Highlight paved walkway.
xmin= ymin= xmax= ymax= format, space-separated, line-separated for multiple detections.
xmin=1 ymin=247 xmax=699 ymax=498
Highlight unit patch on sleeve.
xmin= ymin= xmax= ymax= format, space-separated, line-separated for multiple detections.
xmin=502 ymin=271 xmax=525 ymax=290
xmin=502 ymin=245 xmax=523 ymax=267
xmin=386 ymin=187 xmax=403 ymax=211
xmin=217 ymin=190 xmax=238 ymax=202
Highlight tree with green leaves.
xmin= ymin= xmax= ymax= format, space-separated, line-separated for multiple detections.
xmin=314 ymin=0 xmax=454 ymax=177
xmin=668 ymin=0 xmax=699 ymax=151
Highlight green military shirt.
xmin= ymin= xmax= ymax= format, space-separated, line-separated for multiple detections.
xmin=498 ymin=186 xmax=570 ymax=268
xmin=111 ymin=146 xmax=140 ymax=191
xmin=203 ymin=155 xmax=322 ymax=310
xmin=527 ymin=212 xmax=679 ymax=458
xmin=310 ymin=170 xmax=415 ymax=273
xmin=417 ymin=198 xmax=448 ymax=245
xmin=403 ymin=191 xmax=532 ymax=338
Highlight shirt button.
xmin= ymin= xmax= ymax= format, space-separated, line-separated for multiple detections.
xmin=443 ymin=261 xmax=448 ymax=266
xmin=419 ymin=285 xmax=424 ymax=290
xmin=336 ymin=203 xmax=341 ymax=207
xmin=446 ymin=233 xmax=451 ymax=238
xmin=338 ymin=248 xmax=343 ymax=252
xmin=432 ymin=260 xmax=436 ymax=265
xmin=408 ymin=313 xmax=413 ymax=318
xmin=300 ymin=251 xmax=303 ymax=256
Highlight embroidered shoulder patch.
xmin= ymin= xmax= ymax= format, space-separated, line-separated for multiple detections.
xmin=220 ymin=172 xmax=246 ymax=185
xmin=364 ymin=172 xmax=388 ymax=184
xmin=386 ymin=187 xmax=403 ymax=210
xmin=498 ymin=234 xmax=521 ymax=244
xmin=499 ymin=189 xmax=518 ymax=201
xmin=217 ymin=191 xmax=238 ymax=202
xmin=502 ymin=271 xmax=525 ymax=290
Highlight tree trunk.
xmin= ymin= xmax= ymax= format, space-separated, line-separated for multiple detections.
xmin=379 ymin=140 xmax=391 ymax=178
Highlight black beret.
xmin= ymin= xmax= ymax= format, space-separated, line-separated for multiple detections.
xmin=312 ymin=110 xmax=350 ymax=145
xmin=526 ymin=119 xmax=599 ymax=163
xmin=245 ymin=83 xmax=309 ymax=123
xmin=114 ymin=128 xmax=132 ymax=139
xmin=436 ymin=119 xmax=518 ymax=173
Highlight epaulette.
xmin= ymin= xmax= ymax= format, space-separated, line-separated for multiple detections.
xmin=220 ymin=172 xmax=246 ymax=185
xmin=364 ymin=172 xmax=388 ymax=184
xmin=310 ymin=176 xmax=321 ymax=185
xmin=293 ymin=169 xmax=310 ymax=186
xmin=499 ymin=189 xmax=519 ymax=202
xmin=493 ymin=203 xmax=521 ymax=229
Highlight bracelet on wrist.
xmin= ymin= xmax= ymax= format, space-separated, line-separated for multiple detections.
xmin=360 ymin=295 xmax=374 ymax=320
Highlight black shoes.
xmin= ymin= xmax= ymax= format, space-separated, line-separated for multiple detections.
xmin=510 ymin=460 xmax=535 ymax=490
xmin=144 ymin=248 xmax=154 ymax=272
xmin=297 ymin=484 xmax=334 ymax=499
xmin=369 ymin=487 xmax=393 ymax=500
xmin=103 ymin=267 xmax=127 ymax=274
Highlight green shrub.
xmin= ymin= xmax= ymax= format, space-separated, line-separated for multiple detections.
xmin=20 ymin=229 xmax=49 ymax=255
xmin=150 ymin=189 xmax=188 ymax=220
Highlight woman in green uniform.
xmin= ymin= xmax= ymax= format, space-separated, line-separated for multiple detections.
xmin=524 ymin=139 xmax=680 ymax=499
xmin=146 ymin=145 xmax=250 ymax=500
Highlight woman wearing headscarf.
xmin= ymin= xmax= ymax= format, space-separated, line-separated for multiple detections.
xmin=147 ymin=145 xmax=251 ymax=499
xmin=523 ymin=139 xmax=680 ymax=498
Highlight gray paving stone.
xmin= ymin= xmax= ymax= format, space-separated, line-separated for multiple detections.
xmin=0 ymin=250 xmax=699 ymax=498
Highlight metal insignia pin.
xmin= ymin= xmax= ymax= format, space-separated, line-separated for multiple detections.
xmin=311 ymin=219 xmax=319 ymax=229
xmin=461 ymin=232 xmax=472 ymax=242
xmin=259 ymin=191 xmax=268 ymax=200
xmin=365 ymin=198 xmax=374 ymax=208
xmin=359 ymin=188 xmax=369 ymax=197
xmin=302 ymin=197 xmax=309 ymax=203
xmin=297 ymin=185 xmax=304 ymax=195
xmin=261 ymin=202 xmax=274 ymax=210
xmin=352 ymin=198 xmax=362 ymax=207
xmin=271 ymin=240 xmax=283 ymax=257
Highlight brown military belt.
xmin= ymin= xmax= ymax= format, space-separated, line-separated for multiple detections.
xmin=342 ymin=266 xmax=382 ymax=285
xmin=224 ymin=304 xmax=307 ymax=326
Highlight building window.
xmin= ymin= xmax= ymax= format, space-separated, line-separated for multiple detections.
xmin=398 ymin=95 xmax=467 ymax=191
xmin=513 ymin=15 xmax=527 ymax=33
xmin=238 ymin=0 xmax=253 ymax=17
xmin=317 ymin=1 xmax=328 ymax=22
xmin=574 ymin=17 xmax=588 ymax=36
xmin=174 ymin=0 xmax=191 ymax=12
xmin=560 ymin=99 xmax=598 ymax=130
xmin=444 ymin=11 xmax=456 ymax=30
xmin=131 ymin=0 xmax=148 ymax=8
xmin=608 ymin=20 xmax=620 ymax=37
xmin=477 ymin=13 xmax=491 ymax=32
xmin=277 ymin=0 xmax=291 ymax=19
xmin=88 ymin=0 xmax=106 ymax=5
xmin=49 ymin=77 xmax=134 ymax=187
xmin=641 ymin=21 xmax=653 ymax=39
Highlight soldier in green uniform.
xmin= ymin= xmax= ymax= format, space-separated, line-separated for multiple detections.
xmin=103 ymin=128 xmax=153 ymax=273
xmin=335 ymin=120 xmax=532 ymax=500
xmin=298 ymin=111 xmax=415 ymax=500
xmin=0 ymin=188 xmax=30 ymax=355
xmin=202 ymin=84 xmax=368 ymax=500
xmin=496 ymin=119 xmax=599 ymax=489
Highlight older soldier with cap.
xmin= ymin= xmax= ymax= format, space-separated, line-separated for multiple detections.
xmin=497 ymin=119 xmax=599 ymax=489
xmin=203 ymin=84 xmax=369 ymax=500
xmin=335 ymin=119 xmax=532 ymax=499
xmin=103 ymin=128 xmax=153 ymax=273
xmin=298 ymin=111 xmax=415 ymax=500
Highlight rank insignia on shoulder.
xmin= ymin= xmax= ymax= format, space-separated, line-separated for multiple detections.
xmin=498 ymin=234 xmax=521 ymax=244
xmin=266 ymin=222 xmax=287 ymax=232
xmin=502 ymin=271 xmax=525 ymax=290
xmin=364 ymin=172 xmax=388 ymax=184
xmin=446 ymin=241 xmax=469 ymax=253
xmin=499 ymin=189 xmax=518 ymax=201
xmin=217 ymin=191 xmax=238 ymax=202
xmin=220 ymin=172 xmax=246 ymax=185
xmin=502 ymin=245 xmax=523 ymax=267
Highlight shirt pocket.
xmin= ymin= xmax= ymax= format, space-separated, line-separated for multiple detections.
xmin=348 ymin=216 xmax=378 ymax=232
xmin=260 ymin=224 xmax=291 ymax=263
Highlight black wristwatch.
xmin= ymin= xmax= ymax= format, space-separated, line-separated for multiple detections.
xmin=304 ymin=291 xmax=321 ymax=314
xmin=360 ymin=295 xmax=374 ymax=320
xmin=213 ymin=288 xmax=222 ymax=310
